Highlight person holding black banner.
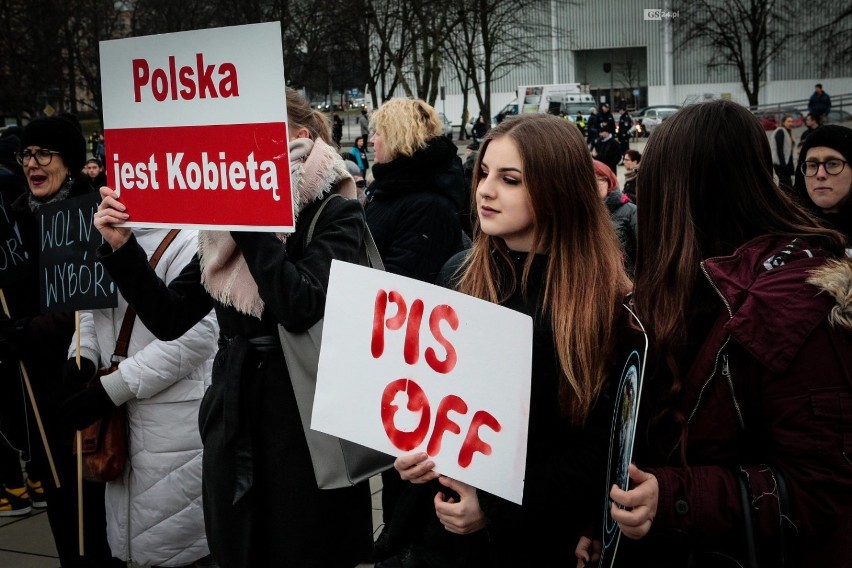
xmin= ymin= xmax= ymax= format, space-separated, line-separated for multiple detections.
xmin=606 ymin=101 xmax=852 ymax=567
xmin=92 ymin=88 xmax=374 ymax=568
xmin=3 ymin=115 xmax=121 ymax=566
xmin=389 ymin=114 xmax=629 ymax=567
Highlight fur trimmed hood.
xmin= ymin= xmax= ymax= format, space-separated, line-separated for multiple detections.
xmin=807 ymin=256 xmax=852 ymax=330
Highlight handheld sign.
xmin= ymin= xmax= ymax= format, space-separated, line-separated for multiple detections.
xmin=38 ymin=192 xmax=117 ymax=313
xmin=313 ymin=260 xmax=533 ymax=504
xmin=99 ymin=22 xmax=292 ymax=231
xmin=598 ymin=305 xmax=648 ymax=568
xmin=0 ymin=189 xmax=32 ymax=287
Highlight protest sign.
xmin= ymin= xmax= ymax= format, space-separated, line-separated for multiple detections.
xmin=313 ymin=260 xmax=533 ymax=504
xmin=598 ymin=306 xmax=648 ymax=568
xmin=38 ymin=192 xmax=117 ymax=313
xmin=0 ymin=189 xmax=31 ymax=287
xmin=100 ymin=22 xmax=292 ymax=231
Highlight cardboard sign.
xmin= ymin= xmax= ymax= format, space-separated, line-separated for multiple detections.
xmin=313 ymin=260 xmax=533 ymax=504
xmin=38 ymin=193 xmax=117 ymax=313
xmin=99 ymin=22 xmax=292 ymax=231
xmin=598 ymin=306 xmax=648 ymax=568
xmin=0 ymin=189 xmax=32 ymax=287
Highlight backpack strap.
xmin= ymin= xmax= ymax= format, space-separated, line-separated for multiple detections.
xmin=305 ymin=195 xmax=384 ymax=271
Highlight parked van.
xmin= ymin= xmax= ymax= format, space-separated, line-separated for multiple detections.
xmin=494 ymin=83 xmax=594 ymax=124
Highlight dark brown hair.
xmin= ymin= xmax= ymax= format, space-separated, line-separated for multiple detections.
xmin=285 ymin=87 xmax=332 ymax=144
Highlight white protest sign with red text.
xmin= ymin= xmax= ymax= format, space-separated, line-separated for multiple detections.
xmin=313 ymin=260 xmax=533 ymax=504
xmin=100 ymin=23 xmax=292 ymax=231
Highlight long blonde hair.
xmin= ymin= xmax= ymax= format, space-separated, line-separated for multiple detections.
xmin=370 ymin=98 xmax=444 ymax=162
xmin=458 ymin=114 xmax=631 ymax=424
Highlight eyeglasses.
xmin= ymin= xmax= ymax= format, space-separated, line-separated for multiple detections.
xmin=16 ymin=148 xmax=61 ymax=167
xmin=800 ymin=159 xmax=848 ymax=177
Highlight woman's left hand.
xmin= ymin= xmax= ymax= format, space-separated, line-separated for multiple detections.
xmin=609 ymin=463 xmax=658 ymax=540
xmin=433 ymin=476 xmax=486 ymax=535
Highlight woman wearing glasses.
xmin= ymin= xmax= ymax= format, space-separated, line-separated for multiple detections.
xmin=604 ymin=101 xmax=852 ymax=567
xmin=3 ymin=116 xmax=122 ymax=566
xmin=793 ymin=125 xmax=852 ymax=243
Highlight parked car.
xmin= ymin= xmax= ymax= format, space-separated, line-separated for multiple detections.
xmin=826 ymin=109 xmax=852 ymax=124
xmin=437 ymin=112 xmax=453 ymax=139
xmin=634 ymin=105 xmax=681 ymax=134
xmin=752 ymin=108 xmax=804 ymax=131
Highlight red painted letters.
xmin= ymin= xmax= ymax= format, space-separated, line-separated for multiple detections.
xmin=132 ymin=54 xmax=240 ymax=103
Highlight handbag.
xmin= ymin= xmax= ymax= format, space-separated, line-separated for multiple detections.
xmin=279 ymin=194 xmax=395 ymax=489
xmin=74 ymin=229 xmax=180 ymax=482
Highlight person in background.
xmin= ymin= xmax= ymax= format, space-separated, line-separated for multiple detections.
xmin=792 ymin=124 xmax=852 ymax=241
xmin=358 ymin=108 xmax=370 ymax=140
xmin=59 ymin=227 xmax=219 ymax=568
xmin=621 ymin=149 xmax=641 ymax=204
xmin=332 ymin=113 xmax=344 ymax=148
xmin=586 ymin=107 xmax=600 ymax=150
xmin=393 ymin=113 xmax=629 ymax=567
xmin=342 ymin=158 xmax=367 ymax=205
xmin=593 ymin=124 xmax=621 ymax=177
xmin=808 ymin=83 xmax=832 ymax=125
xmin=0 ymin=133 xmax=45 ymax=518
xmin=598 ymin=103 xmax=616 ymax=136
xmin=600 ymin=100 xmax=852 ymax=568
xmin=92 ymin=88 xmax=374 ymax=567
xmin=799 ymin=113 xmax=820 ymax=148
xmin=461 ymin=142 xmax=479 ymax=239
xmin=83 ymin=157 xmax=107 ymax=192
xmin=771 ymin=114 xmax=796 ymax=191
xmin=3 ymin=115 xmax=122 ymax=566
xmin=363 ymin=97 xmax=466 ymax=566
xmin=617 ymin=108 xmax=633 ymax=159
xmin=471 ymin=114 xmax=489 ymax=149
xmin=349 ymin=136 xmax=370 ymax=178
xmin=594 ymin=159 xmax=637 ymax=277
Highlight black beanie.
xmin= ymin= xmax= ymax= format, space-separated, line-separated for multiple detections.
xmin=20 ymin=116 xmax=87 ymax=173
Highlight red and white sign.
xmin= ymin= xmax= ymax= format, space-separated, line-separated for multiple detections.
xmin=100 ymin=23 xmax=292 ymax=231
xmin=314 ymin=261 xmax=533 ymax=504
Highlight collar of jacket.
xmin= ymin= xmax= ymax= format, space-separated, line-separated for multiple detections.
xmin=370 ymin=136 xmax=458 ymax=193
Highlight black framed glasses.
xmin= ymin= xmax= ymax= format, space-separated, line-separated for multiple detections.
xmin=16 ymin=148 xmax=61 ymax=167
xmin=799 ymin=159 xmax=848 ymax=177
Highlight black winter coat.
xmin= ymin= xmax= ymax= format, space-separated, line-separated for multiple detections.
xmin=99 ymin=194 xmax=374 ymax=568
xmin=604 ymin=189 xmax=638 ymax=277
xmin=365 ymin=136 xmax=465 ymax=283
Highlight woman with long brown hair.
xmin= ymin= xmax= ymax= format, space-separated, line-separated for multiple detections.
xmin=390 ymin=113 xmax=631 ymax=567
xmin=609 ymin=100 xmax=852 ymax=567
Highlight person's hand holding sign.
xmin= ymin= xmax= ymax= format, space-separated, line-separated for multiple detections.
xmin=394 ymin=452 xmax=439 ymax=484
xmin=609 ymin=463 xmax=658 ymax=540
xmin=433 ymin=476 xmax=486 ymax=535
xmin=95 ymin=186 xmax=132 ymax=251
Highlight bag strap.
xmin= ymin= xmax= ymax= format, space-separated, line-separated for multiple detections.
xmin=306 ymin=194 xmax=384 ymax=271
xmin=112 ymin=229 xmax=180 ymax=360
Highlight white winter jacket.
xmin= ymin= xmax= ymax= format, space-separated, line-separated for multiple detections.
xmin=70 ymin=228 xmax=218 ymax=567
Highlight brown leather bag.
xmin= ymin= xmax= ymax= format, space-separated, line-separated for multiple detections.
xmin=74 ymin=229 xmax=180 ymax=482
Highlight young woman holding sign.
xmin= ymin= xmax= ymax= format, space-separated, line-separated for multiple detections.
xmin=93 ymin=89 xmax=374 ymax=567
xmin=388 ymin=114 xmax=631 ymax=567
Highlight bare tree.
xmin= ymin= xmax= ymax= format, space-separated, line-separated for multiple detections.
xmin=673 ymin=0 xmax=798 ymax=106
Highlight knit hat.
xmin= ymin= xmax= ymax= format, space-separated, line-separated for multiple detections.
xmin=20 ymin=116 xmax=86 ymax=173
xmin=799 ymin=124 xmax=852 ymax=164
xmin=342 ymin=159 xmax=361 ymax=178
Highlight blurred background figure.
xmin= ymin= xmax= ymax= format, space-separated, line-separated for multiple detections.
xmin=799 ymin=113 xmax=820 ymax=149
xmin=348 ymin=136 xmax=370 ymax=178
xmin=808 ymin=83 xmax=831 ymax=125
xmin=471 ymin=114 xmax=489 ymax=149
xmin=617 ymin=108 xmax=633 ymax=158
xmin=622 ymin=149 xmax=641 ymax=204
xmin=594 ymin=159 xmax=637 ymax=277
xmin=592 ymin=124 xmax=621 ymax=176
xmin=83 ymin=157 xmax=107 ymax=192
xmin=771 ymin=114 xmax=796 ymax=191
xmin=332 ymin=113 xmax=344 ymax=148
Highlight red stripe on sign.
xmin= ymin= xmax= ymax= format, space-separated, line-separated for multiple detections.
xmin=104 ymin=123 xmax=293 ymax=230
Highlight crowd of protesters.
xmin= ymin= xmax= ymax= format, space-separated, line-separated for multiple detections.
xmin=0 ymin=89 xmax=849 ymax=568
